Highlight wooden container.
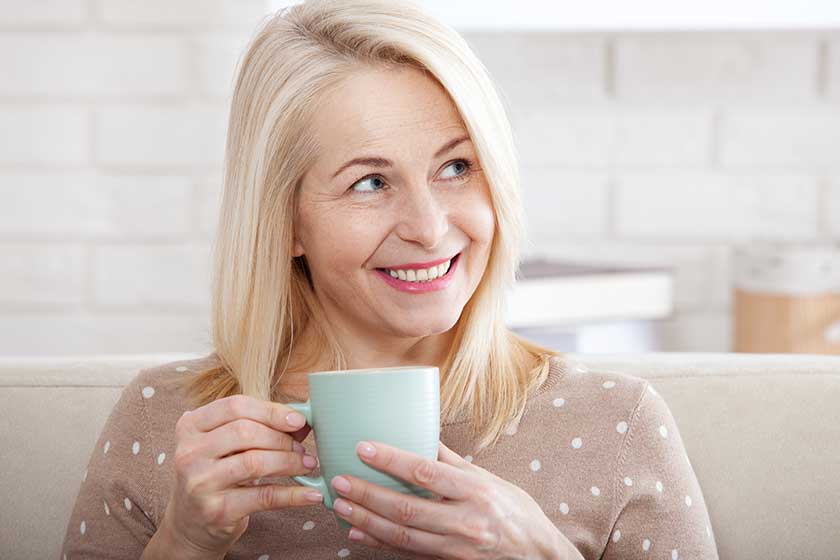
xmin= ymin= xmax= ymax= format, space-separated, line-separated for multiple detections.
xmin=733 ymin=243 xmax=840 ymax=354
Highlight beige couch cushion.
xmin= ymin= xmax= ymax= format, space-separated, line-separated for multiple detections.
xmin=1 ymin=351 xmax=838 ymax=559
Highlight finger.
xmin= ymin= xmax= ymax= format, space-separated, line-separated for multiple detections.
xmin=356 ymin=441 xmax=477 ymax=501
xmin=436 ymin=441 xmax=468 ymax=467
xmin=333 ymin=497 xmax=452 ymax=557
xmin=331 ymin=474 xmax=456 ymax=534
xmin=186 ymin=394 xmax=307 ymax=434
xmin=223 ymin=483 xmax=324 ymax=519
xmin=205 ymin=418 xmax=300 ymax=459
xmin=207 ymin=449 xmax=317 ymax=492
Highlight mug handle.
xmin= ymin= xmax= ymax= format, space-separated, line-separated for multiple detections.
xmin=286 ymin=401 xmax=332 ymax=507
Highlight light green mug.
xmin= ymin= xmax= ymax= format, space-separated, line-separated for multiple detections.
xmin=285 ymin=365 xmax=441 ymax=531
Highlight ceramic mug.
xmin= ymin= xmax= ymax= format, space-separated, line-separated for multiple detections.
xmin=286 ymin=365 xmax=440 ymax=530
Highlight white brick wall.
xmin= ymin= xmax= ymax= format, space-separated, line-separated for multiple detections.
xmin=1 ymin=11 xmax=837 ymax=356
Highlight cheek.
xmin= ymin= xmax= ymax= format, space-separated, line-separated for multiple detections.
xmin=461 ymin=189 xmax=496 ymax=245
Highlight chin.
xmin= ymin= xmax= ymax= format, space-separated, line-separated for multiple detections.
xmin=390 ymin=313 xmax=461 ymax=338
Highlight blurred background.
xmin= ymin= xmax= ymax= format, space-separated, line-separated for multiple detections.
xmin=3 ymin=0 xmax=840 ymax=357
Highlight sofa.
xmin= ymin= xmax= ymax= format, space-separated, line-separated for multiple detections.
xmin=1 ymin=351 xmax=839 ymax=559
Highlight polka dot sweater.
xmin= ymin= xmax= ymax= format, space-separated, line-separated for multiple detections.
xmin=60 ymin=353 xmax=719 ymax=559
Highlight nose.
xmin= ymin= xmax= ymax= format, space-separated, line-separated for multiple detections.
xmin=393 ymin=183 xmax=449 ymax=250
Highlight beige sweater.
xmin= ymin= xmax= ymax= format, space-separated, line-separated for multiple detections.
xmin=61 ymin=353 xmax=719 ymax=559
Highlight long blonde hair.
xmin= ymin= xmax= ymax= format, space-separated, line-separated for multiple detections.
xmin=170 ymin=0 xmax=563 ymax=453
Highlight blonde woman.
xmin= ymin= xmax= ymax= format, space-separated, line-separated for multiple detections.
xmin=61 ymin=1 xmax=719 ymax=559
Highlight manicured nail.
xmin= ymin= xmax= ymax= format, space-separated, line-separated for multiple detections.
xmin=286 ymin=412 xmax=306 ymax=427
xmin=305 ymin=491 xmax=323 ymax=502
xmin=303 ymin=454 xmax=318 ymax=468
xmin=349 ymin=528 xmax=365 ymax=541
xmin=357 ymin=441 xmax=376 ymax=458
xmin=331 ymin=475 xmax=351 ymax=493
xmin=292 ymin=441 xmax=305 ymax=454
xmin=334 ymin=498 xmax=353 ymax=516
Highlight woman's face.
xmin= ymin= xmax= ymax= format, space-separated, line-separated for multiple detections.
xmin=293 ymin=65 xmax=496 ymax=341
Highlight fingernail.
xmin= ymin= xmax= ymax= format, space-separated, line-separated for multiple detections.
xmin=286 ymin=412 xmax=306 ymax=428
xmin=292 ymin=441 xmax=305 ymax=454
xmin=356 ymin=441 xmax=376 ymax=458
xmin=349 ymin=528 xmax=365 ymax=541
xmin=305 ymin=491 xmax=323 ymax=502
xmin=331 ymin=475 xmax=351 ymax=493
xmin=303 ymin=454 xmax=318 ymax=468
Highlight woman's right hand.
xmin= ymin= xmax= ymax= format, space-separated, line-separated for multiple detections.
xmin=158 ymin=394 xmax=323 ymax=558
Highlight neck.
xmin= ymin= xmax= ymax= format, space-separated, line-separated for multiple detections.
xmin=273 ymin=318 xmax=456 ymax=399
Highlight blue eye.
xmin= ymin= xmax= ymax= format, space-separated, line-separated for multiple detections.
xmin=349 ymin=159 xmax=473 ymax=194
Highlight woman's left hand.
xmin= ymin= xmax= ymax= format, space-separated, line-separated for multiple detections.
xmin=328 ymin=439 xmax=575 ymax=560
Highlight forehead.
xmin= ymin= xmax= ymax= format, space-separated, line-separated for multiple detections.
xmin=311 ymin=65 xmax=469 ymax=160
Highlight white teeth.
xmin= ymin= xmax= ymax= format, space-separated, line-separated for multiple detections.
xmin=384 ymin=256 xmax=454 ymax=283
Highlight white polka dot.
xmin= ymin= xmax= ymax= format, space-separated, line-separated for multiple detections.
xmin=591 ymin=486 xmax=600 ymax=496
xmin=624 ymin=476 xmax=633 ymax=486
xmin=83 ymin=469 xmax=87 ymax=482
xmin=103 ymin=440 xmax=110 ymax=454
xmin=124 ymin=497 xmax=132 ymax=510
xmin=529 ymin=459 xmax=541 ymax=471
xmin=80 ymin=520 xmax=86 ymax=535
xmin=602 ymin=380 xmax=616 ymax=389
xmin=685 ymin=495 xmax=692 ymax=507
xmin=616 ymin=421 xmax=628 ymax=434
xmin=559 ymin=502 xmax=569 ymax=514
xmin=571 ymin=437 xmax=582 ymax=449
xmin=176 ymin=366 xmax=188 ymax=372
xmin=656 ymin=480 xmax=664 ymax=492
xmin=552 ymin=397 xmax=565 ymax=407
xmin=303 ymin=520 xmax=315 ymax=530
xmin=157 ymin=452 xmax=166 ymax=465
xmin=142 ymin=386 xmax=155 ymax=399
xmin=642 ymin=538 xmax=651 ymax=551
xmin=672 ymin=549 xmax=679 ymax=559
xmin=574 ymin=364 xmax=588 ymax=373
xmin=104 ymin=500 xmax=110 ymax=516
xmin=659 ymin=425 xmax=668 ymax=438
xmin=612 ymin=529 xmax=621 ymax=542
xmin=132 ymin=441 xmax=140 ymax=455
xmin=464 ymin=455 xmax=473 ymax=463
xmin=505 ymin=423 xmax=517 ymax=435
xmin=337 ymin=549 xmax=350 ymax=558
xmin=258 ymin=555 xmax=269 ymax=560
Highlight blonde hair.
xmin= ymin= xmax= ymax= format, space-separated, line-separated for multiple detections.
xmin=170 ymin=0 xmax=563 ymax=453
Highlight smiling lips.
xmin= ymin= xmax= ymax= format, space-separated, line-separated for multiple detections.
xmin=374 ymin=253 xmax=461 ymax=293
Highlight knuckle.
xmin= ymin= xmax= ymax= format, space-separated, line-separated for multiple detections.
xmin=226 ymin=394 xmax=249 ymax=417
xmin=201 ymin=495 xmax=226 ymax=526
xmin=257 ymin=483 xmax=280 ymax=510
xmin=240 ymin=450 xmax=264 ymax=478
xmin=174 ymin=414 xmax=191 ymax=437
xmin=460 ymin=514 xmax=490 ymax=544
xmin=233 ymin=419 xmax=256 ymax=441
xmin=392 ymin=525 xmax=413 ymax=548
xmin=173 ymin=446 xmax=197 ymax=472
xmin=395 ymin=499 xmax=418 ymax=525
xmin=412 ymin=460 xmax=437 ymax=485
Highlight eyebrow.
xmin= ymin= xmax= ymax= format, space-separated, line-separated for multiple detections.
xmin=330 ymin=134 xmax=472 ymax=180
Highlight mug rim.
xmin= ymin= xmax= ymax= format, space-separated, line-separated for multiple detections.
xmin=309 ymin=365 xmax=438 ymax=377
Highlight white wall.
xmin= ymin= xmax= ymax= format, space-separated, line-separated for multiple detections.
xmin=2 ymin=1 xmax=838 ymax=356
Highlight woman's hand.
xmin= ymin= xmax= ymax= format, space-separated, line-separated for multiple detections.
xmin=328 ymin=440 xmax=578 ymax=560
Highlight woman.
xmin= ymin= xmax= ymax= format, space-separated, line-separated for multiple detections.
xmin=61 ymin=1 xmax=719 ymax=559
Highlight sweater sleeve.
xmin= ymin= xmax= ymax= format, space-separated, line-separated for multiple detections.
xmin=60 ymin=370 xmax=159 ymax=558
xmin=602 ymin=383 xmax=720 ymax=560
